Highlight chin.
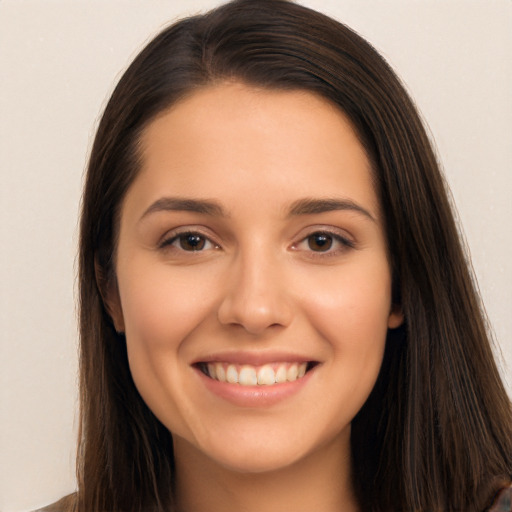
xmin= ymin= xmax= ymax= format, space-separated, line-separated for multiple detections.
xmin=206 ymin=442 xmax=309 ymax=475
xmin=181 ymin=418 xmax=349 ymax=476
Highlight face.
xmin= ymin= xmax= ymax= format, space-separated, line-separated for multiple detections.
xmin=109 ymin=82 xmax=402 ymax=474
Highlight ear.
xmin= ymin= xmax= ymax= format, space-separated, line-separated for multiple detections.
xmin=387 ymin=303 xmax=404 ymax=329
xmin=94 ymin=257 xmax=125 ymax=333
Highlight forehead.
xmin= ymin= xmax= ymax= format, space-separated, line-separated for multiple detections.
xmin=126 ymin=82 xmax=379 ymax=220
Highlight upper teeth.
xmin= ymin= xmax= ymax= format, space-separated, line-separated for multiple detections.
xmin=205 ymin=362 xmax=308 ymax=386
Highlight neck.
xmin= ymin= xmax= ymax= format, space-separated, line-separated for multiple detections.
xmin=173 ymin=431 xmax=360 ymax=512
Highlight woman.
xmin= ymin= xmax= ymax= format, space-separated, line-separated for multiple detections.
xmin=40 ymin=0 xmax=511 ymax=510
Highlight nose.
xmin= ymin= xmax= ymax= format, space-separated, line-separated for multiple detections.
xmin=217 ymin=249 xmax=293 ymax=335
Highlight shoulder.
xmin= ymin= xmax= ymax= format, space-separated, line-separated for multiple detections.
xmin=488 ymin=484 xmax=512 ymax=512
xmin=32 ymin=493 xmax=76 ymax=512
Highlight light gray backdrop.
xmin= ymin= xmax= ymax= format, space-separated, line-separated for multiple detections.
xmin=1 ymin=1 xmax=510 ymax=510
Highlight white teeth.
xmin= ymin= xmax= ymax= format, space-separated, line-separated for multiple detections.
xmin=275 ymin=364 xmax=287 ymax=383
xmin=226 ymin=364 xmax=238 ymax=383
xmin=239 ymin=366 xmax=257 ymax=386
xmin=257 ymin=365 xmax=275 ymax=385
xmin=206 ymin=361 xmax=310 ymax=386
xmin=216 ymin=364 xmax=226 ymax=382
xmin=287 ymin=363 xmax=298 ymax=381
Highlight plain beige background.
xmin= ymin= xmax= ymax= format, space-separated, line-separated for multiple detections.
xmin=1 ymin=1 xmax=510 ymax=511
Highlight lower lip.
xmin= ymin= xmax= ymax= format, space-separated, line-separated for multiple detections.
xmin=194 ymin=366 xmax=316 ymax=407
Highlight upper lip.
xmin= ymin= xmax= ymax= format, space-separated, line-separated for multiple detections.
xmin=192 ymin=350 xmax=318 ymax=366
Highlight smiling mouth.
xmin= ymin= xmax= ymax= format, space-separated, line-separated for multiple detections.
xmin=196 ymin=361 xmax=318 ymax=386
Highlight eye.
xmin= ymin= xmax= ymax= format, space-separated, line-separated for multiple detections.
xmin=307 ymin=233 xmax=334 ymax=252
xmin=160 ymin=231 xmax=218 ymax=252
xmin=293 ymin=230 xmax=354 ymax=256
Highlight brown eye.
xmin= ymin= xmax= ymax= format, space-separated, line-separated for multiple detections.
xmin=179 ymin=234 xmax=206 ymax=251
xmin=307 ymin=233 xmax=333 ymax=252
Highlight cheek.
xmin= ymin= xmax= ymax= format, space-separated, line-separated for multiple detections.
xmin=119 ymin=263 xmax=219 ymax=348
xmin=117 ymin=264 xmax=223 ymax=435
xmin=301 ymin=262 xmax=392 ymax=422
xmin=117 ymin=263 xmax=218 ymax=392
xmin=296 ymin=263 xmax=391 ymax=404
xmin=299 ymin=257 xmax=392 ymax=357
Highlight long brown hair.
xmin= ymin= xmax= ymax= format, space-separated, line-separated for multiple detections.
xmin=78 ymin=1 xmax=512 ymax=510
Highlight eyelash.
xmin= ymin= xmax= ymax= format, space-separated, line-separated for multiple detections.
xmin=158 ymin=228 xmax=355 ymax=257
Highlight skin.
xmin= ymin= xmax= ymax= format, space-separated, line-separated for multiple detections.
xmin=107 ymin=82 xmax=403 ymax=512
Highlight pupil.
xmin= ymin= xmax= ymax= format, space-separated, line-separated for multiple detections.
xmin=309 ymin=234 xmax=332 ymax=251
xmin=181 ymin=234 xmax=205 ymax=251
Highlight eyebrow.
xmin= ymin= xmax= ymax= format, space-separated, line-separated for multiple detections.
xmin=287 ymin=197 xmax=376 ymax=222
xmin=140 ymin=197 xmax=227 ymax=220
xmin=139 ymin=196 xmax=375 ymax=222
